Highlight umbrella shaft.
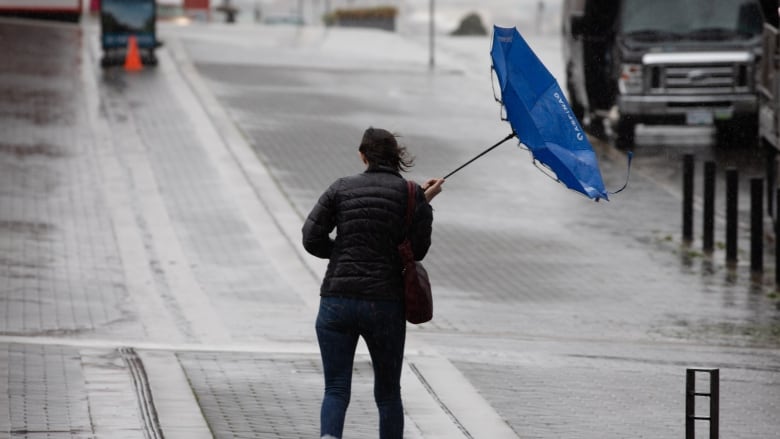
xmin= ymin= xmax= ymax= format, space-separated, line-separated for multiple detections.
xmin=443 ymin=132 xmax=516 ymax=180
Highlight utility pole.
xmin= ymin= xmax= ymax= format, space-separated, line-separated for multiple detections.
xmin=429 ymin=0 xmax=435 ymax=69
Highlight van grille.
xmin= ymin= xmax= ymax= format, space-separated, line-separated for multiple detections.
xmin=648 ymin=63 xmax=752 ymax=95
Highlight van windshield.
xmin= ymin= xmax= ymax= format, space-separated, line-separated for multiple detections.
xmin=620 ymin=0 xmax=764 ymax=40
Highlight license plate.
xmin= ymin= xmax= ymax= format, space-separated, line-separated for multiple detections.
xmin=713 ymin=108 xmax=734 ymax=121
xmin=686 ymin=110 xmax=714 ymax=125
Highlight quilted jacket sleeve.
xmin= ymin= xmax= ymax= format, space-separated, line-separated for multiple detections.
xmin=302 ymin=180 xmax=339 ymax=259
xmin=410 ymin=184 xmax=433 ymax=261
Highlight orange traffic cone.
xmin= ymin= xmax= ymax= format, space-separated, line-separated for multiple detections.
xmin=124 ymin=35 xmax=143 ymax=72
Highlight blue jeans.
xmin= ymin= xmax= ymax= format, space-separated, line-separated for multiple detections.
xmin=316 ymin=296 xmax=406 ymax=439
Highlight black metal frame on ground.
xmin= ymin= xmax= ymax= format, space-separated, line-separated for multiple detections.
xmin=686 ymin=368 xmax=719 ymax=439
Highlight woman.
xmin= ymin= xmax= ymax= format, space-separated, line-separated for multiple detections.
xmin=302 ymin=127 xmax=444 ymax=439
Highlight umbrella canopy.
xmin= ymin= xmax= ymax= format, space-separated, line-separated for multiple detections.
xmin=491 ymin=25 xmax=608 ymax=201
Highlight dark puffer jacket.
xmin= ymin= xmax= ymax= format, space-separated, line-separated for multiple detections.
xmin=302 ymin=166 xmax=433 ymax=300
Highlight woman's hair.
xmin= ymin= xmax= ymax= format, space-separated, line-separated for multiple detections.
xmin=358 ymin=127 xmax=414 ymax=172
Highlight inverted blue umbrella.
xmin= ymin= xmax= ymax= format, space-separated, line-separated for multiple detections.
xmin=445 ymin=25 xmax=628 ymax=201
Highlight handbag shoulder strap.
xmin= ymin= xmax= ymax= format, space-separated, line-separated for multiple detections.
xmin=403 ymin=181 xmax=416 ymax=234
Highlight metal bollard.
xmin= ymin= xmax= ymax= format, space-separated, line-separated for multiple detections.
xmin=776 ymin=190 xmax=780 ymax=285
xmin=702 ymin=161 xmax=716 ymax=253
xmin=683 ymin=154 xmax=694 ymax=243
xmin=686 ymin=368 xmax=719 ymax=439
xmin=725 ymin=168 xmax=738 ymax=264
xmin=767 ymin=151 xmax=777 ymax=218
xmin=751 ymin=178 xmax=763 ymax=272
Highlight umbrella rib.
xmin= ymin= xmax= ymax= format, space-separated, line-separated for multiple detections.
xmin=533 ymin=159 xmax=559 ymax=183
xmin=490 ymin=66 xmax=502 ymax=103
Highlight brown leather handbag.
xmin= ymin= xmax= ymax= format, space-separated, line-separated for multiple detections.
xmin=398 ymin=181 xmax=433 ymax=324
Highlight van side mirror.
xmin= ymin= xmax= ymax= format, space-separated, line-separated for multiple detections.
xmin=570 ymin=14 xmax=585 ymax=37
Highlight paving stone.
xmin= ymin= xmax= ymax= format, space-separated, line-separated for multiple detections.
xmin=4 ymin=344 xmax=92 ymax=436
xmin=178 ymin=352 xmax=391 ymax=438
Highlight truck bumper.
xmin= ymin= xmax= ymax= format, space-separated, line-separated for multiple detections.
xmin=618 ymin=94 xmax=758 ymax=123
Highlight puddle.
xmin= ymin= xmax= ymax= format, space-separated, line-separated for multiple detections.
xmin=656 ymin=319 xmax=780 ymax=348
xmin=0 ymin=142 xmax=65 ymax=158
xmin=0 ymin=220 xmax=53 ymax=238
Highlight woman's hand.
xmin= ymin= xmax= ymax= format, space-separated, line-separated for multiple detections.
xmin=421 ymin=178 xmax=445 ymax=203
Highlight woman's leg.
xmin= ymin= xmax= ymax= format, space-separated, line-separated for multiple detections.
xmin=359 ymin=300 xmax=406 ymax=439
xmin=316 ymin=297 xmax=360 ymax=439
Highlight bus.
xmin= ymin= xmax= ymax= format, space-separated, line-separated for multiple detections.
xmin=0 ymin=0 xmax=83 ymax=22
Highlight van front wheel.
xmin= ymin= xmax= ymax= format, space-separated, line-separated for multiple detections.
xmin=715 ymin=118 xmax=758 ymax=149
xmin=615 ymin=119 xmax=635 ymax=150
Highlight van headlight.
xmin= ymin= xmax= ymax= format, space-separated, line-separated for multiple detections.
xmin=619 ymin=63 xmax=643 ymax=94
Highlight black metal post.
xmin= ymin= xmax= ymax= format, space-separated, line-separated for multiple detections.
xmin=767 ymin=151 xmax=776 ymax=218
xmin=751 ymin=178 xmax=764 ymax=272
xmin=710 ymin=369 xmax=720 ymax=439
xmin=726 ymin=168 xmax=739 ymax=264
xmin=776 ymin=189 xmax=780 ymax=285
xmin=683 ymin=154 xmax=694 ymax=243
xmin=703 ymin=161 xmax=716 ymax=253
xmin=685 ymin=369 xmax=695 ymax=439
